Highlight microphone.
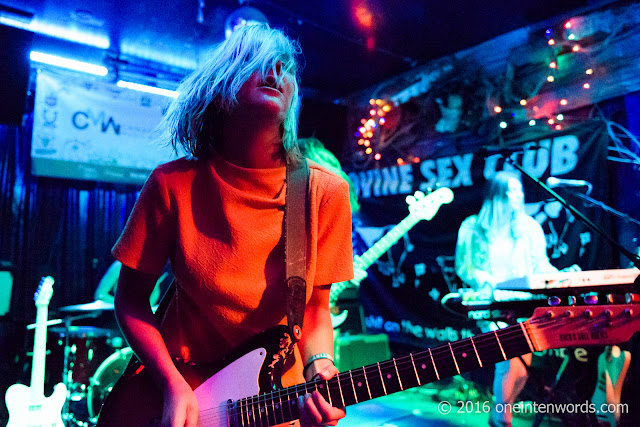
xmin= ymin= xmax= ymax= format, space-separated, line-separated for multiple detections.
xmin=546 ymin=177 xmax=589 ymax=187
xmin=546 ymin=177 xmax=592 ymax=195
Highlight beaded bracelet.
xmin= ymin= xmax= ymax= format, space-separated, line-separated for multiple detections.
xmin=303 ymin=353 xmax=334 ymax=375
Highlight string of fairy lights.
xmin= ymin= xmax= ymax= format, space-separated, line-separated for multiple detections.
xmin=354 ymin=16 xmax=599 ymax=165
xmin=355 ymin=99 xmax=391 ymax=161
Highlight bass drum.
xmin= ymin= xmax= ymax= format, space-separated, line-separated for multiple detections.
xmin=87 ymin=346 xmax=133 ymax=421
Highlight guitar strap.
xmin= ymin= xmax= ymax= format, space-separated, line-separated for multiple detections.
xmin=154 ymin=159 xmax=310 ymax=342
xmin=284 ymin=158 xmax=310 ymax=343
xmin=114 ymin=159 xmax=309 ymax=387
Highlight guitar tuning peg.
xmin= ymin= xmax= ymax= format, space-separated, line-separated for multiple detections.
xmin=625 ymin=293 xmax=640 ymax=304
xmin=584 ymin=293 xmax=598 ymax=305
xmin=405 ymin=195 xmax=416 ymax=205
xmin=414 ymin=191 xmax=425 ymax=199
xmin=567 ymin=295 xmax=577 ymax=306
xmin=547 ymin=296 xmax=561 ymax=306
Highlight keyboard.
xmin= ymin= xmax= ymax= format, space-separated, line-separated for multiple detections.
xmin=496 ymin=268 xmax=639 ymax=292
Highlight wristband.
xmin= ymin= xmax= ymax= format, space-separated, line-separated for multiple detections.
xmin=303 ymin=353 xmax=334 ymax=375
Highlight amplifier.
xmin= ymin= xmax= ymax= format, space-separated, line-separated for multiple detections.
xmin=334 ymin=333 xmax=390 ymax=372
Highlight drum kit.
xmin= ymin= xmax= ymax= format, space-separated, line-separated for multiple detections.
xmin=48 ymin=300 xmax=132 ymax=426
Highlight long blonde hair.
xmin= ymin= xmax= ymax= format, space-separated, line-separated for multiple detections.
xmin=159 ymin=24 xmax=302 ymax=162
xmin=476 ymin=171 xmax=524 ymax=239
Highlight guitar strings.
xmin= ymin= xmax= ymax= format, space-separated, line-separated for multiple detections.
xmin=194 ymin=322 xmax=537 ymax=424
xmin=253 ymin=314 xmax=585 ymax=404
xmin=196 ymin=311 xmax=624 ymax=425
xmin=203 ymin=323 xmax=533 ymax=422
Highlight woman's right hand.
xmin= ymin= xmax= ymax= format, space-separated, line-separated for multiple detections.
xmin=161 ymin=377 xmax=199 ymax=427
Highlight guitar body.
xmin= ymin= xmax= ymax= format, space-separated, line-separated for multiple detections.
xmin=98 ymin=304 xmax=640 ymax=427
xmin=591 ymin=346 xmax=631 ymax=426
xmin=5 ymin=382 xmax=67 ymax=427
xmin=96 ymin=326 xmax=294 ymax=427
xmin=5 ymin=277 xmax=65 ymax=427
xmin=330 ymin=307 xmax=350 ymax=329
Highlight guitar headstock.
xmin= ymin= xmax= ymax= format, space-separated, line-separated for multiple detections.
xmin=526 ymin=304 xmax=640 ymax=351
xmin=405 ymin=187 xmax=454 ymax=220
xmin=34 ymin=276 xmax=55 ymax=308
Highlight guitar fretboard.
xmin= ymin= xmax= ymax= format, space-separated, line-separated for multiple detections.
xmin=356 ymin=215 xmax=419 ymax=271
xmin=31 ymin=303 xmax=49 ymax=401
xmin=329 ymin=215 xmax=418 ymax=304
xmin=228 ymin=323 xmax=533 ymax=426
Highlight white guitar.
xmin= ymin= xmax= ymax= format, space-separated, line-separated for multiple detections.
xmin=331 ymin=187 xmax=454 ymax=327
xmin=5 ymin=276 xmax=67 ymax=427
xmin=96 ymin=302 xmax=640 ymax=426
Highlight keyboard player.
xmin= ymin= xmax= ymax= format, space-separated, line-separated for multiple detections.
xmin=455 ymin=171 xmax=579 ymax=427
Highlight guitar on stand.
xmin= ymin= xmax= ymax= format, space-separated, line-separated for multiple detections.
xmin=331 ymin=187 xmax=454 ymax=328
xmin=5 ymin=276 xmax=67 ymax=427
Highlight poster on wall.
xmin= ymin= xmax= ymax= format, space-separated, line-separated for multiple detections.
xmin=31 ymin=69 xmax=180 ymax=185
xmin=346 ymin=120 xmax=614 ymax=352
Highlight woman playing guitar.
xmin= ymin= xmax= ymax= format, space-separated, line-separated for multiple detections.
xmin=108 ymin=24 xmax=353 ymax=427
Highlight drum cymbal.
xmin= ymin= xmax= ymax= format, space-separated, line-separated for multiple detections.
xmin=59 ymin=300 xmax=114 ymax=312
xmin=49 ymin=325 xmax=116 ymax=338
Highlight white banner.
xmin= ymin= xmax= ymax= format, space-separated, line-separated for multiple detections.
xmin=32 ymin=69 xmax=180 ymax=184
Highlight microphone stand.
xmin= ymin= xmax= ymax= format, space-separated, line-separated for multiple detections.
xmin=503 ymin=157 xmax=640 ymax=272
xmin=505 ymin=156 xmax=640 ymax=427
xmin=569 ymin=191 xmax=640 ymax=229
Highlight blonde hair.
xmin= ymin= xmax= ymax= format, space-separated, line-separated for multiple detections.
xmin=476 ymin=171 xmax=524 ymax=239
xmin=160 ymin=24 xmax=302 ymax=162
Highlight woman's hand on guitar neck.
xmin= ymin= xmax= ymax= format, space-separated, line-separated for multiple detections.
xmin=161 ymin=376 xmax=199 ymax=427
xmin=299 ymin=362 xmax=346 ymax=426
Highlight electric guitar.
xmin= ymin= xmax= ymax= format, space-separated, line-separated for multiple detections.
xmin=591 ymin=345 xmax=631 ymax=426
xmin=5 ymin=276 xmax=67 ymax=427
xmin=331 ymin=187 xmax=454 ymax=328
xmin=96 ymin=302 xmax=640 ymax=426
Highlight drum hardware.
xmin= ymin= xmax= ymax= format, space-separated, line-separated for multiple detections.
xmin=51 ymin=300 xmax=120 ymax=425
xmin=51 ymin=325 xmax=116 ymax=394
xmin=26 ymin=318 xmax=63 ymax=329
xmin=59 ymin=300 xmax=115 ymax=312
xmin=87 ymin=347 xmax=133 ymax=422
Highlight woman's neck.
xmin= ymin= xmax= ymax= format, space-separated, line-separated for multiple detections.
xmin=220 ymin=113 xmax=285 ymax=169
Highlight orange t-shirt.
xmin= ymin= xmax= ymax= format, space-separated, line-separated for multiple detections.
xmin=112 ymin=154 xmax=354 ymax=386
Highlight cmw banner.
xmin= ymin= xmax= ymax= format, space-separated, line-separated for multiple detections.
xmin=31 ymin=69 xmax=179 ymax=184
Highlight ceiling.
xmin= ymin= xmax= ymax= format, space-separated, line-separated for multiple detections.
xmin=1 ymin=0 xmax=609 ymax=101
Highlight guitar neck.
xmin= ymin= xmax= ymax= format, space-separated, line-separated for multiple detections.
xmin=329 ymin=189 xmax=453 ymax=305
xmin=230 ymin=323 xmax=532 ymax=425
xmin=355 ymin=215 xmax=419 ymax=270
xmin=329 ymin=214 xmax=419 ymax=305
xmin=30 ymin=304 xmax=49 ymax=401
